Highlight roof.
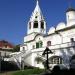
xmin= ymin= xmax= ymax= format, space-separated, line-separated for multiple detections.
xmin=29 ymin=0 xmax=44 ymax=21
xmin=66 ymin=7 xmax=75 ymax=12
xmin=0 ymin=40 xmax=14 ymax=49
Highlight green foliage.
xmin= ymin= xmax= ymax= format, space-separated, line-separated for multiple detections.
xmin=12 ymin=68 xmax=44 ymax=75
xmin=13 ymin=44 xmax=20 ymax=52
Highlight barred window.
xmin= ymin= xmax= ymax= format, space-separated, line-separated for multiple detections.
xmin=49 ymin=56 xmax=63 ymax=64
xmin=36 ymin=41 xmax=43 ymax=48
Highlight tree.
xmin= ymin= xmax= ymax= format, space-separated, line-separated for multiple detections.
xmin=13 ymin=44 xmax=20 ymax=52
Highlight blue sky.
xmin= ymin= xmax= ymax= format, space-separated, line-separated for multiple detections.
xmin=0 ymin=0 xmax=75 ymax=45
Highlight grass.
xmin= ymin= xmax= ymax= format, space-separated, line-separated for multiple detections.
xmin=0 ymin=68 xmax=44 ymax=75
xmin=12 ymin=68 xmax=44 ymax=75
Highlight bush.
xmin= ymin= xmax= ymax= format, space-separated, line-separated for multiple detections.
xmin=1 ymin=60 xmax=19 ymax=72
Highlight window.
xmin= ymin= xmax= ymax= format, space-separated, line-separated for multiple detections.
xmin=49 ymin=56 xmax=63 ymax=64
xmin=34 ymin=21 xmax=38 ymax=28
xmin=47 ymin=41 xmax=51 ymax=46
xmin=29 ymin=22 xmax=31 ymax=29
xmin=39 ymin=41 xmax=43 ymax=48
xmin=35 ymin=16 xmax=37 ymax=18
xmin=36 ymin=41 xmax=43 ymax=48
xmin=41 ymin=21 xmax=44 ymax=29
xmin=36 ymin=42 xmax=39 ymax=48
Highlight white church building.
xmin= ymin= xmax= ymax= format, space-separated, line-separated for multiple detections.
xmin=8 ymin=0 xmax=75 ymax=69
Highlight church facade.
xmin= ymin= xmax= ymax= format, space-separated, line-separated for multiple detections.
xmin=20 ymin=0 xmax=75 ymax=69
xmin=9 ymin=0 xmax=75 ymax=69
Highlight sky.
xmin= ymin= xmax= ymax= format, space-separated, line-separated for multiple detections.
xmin=0 ymin=0 xmax=75 ymax=45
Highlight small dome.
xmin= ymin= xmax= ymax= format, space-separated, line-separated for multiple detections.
xmin=48 ymin=27 xmax=55 ymax=34
xmin=66 ymin=8 xmax=75 ymax=12
xmin=56 ymin=22 xmax=66 ymax=30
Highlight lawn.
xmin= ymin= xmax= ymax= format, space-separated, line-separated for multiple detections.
xmin=0 ymin=68 xmax=44 ymax=75
xmin=13 ymin=68 xmax=44 ymax=75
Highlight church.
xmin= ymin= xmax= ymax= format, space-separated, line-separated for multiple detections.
xmin=9 ymin=0 xmax=75 ymax=69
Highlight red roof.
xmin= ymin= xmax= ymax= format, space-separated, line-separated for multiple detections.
xmin=0 ymin=40 xmax=14 ymax=49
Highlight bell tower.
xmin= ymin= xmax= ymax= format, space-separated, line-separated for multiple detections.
xmin=27 ymin=0 xmax=46 ymax=34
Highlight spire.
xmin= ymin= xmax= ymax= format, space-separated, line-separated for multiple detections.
xmin=36 ymin=0 xmax=39 ymax=5
xmin=30 ymin=0 xmax=44 ymax=21
xmin=34 ymin=0 xmax=41 ymax=13
xmin=36 ymin=0 xmax=40 ymax=8
xmin=27 ymin=0 xmax=46 ymax=34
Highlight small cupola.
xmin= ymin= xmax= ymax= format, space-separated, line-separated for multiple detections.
xmin=66 ymin=7 xmax=75 ymax=26
xmin=66 ymin=8 xmax=75 ymax=12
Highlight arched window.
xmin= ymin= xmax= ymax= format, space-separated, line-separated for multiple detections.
xmin=49 ymin=56 xmax=63 ymax=64
xmin=41 ymin=21 xmax=44 ymax=29
xmin=36 ymin=41 xmax=43 ymax=48
xmin=34 ymin=21 xmax=38 ymax=28
xmin=47 ymin=41 xmax=51 ymax=46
